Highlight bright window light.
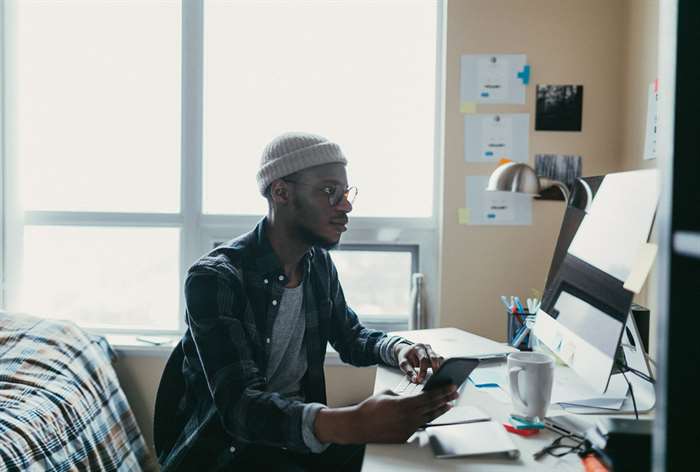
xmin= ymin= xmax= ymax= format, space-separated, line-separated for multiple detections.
xmin=19 ymin=226 xmax=181 ymax=330
xmin=330 ymin=250 xmax=412 ymax=316
xmin=203 ymin=0 xmax=437 ymax=217
xmin=12 ymin=0 xmax=181 ymax=213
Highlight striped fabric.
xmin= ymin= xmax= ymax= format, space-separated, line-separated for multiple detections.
xmin=0 ymin=311 xmax=157 ymax=471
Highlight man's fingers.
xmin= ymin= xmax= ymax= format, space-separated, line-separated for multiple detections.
xmin=425 ymin=344 xmax=442 ymax=372
xmin=416 ymin=346 xmax=431 ymax=382
xmin=399 ymin=359 xmax=417 ymax=381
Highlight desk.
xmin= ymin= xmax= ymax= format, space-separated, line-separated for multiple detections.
xmin=361 ymin=329 xmax=631 ymax=472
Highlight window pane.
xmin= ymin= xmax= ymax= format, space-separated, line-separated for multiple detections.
xmin=17 ymin=226 xmax=180 ymax=330
xmin=330 ymin=250 xmax=412 ymax=316
xmin=11 ymin=0 xmax=181 ymax=213
xmin=203 ymin=0 xmax=437 ymax=217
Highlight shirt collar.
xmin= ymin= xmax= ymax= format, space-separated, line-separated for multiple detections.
xmin=252 ymin=217 xmax=314 ymax=281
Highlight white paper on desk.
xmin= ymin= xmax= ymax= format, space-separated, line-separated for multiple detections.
xmin=390 ymin=327 xmax=517 ymax=359
xmin=469 ymin=364 xmax=507 ymax=387
xmin=568 ymin=169 xmax=659 ymax=282
xmin=551 ymin=368 xmax=628 ymax=407
xmin=427 ymin=421 xmax=520 ymax=459
xmin=482 ymin=386 xmax=512 ymax=404
xmin=425 ymin=406 xmax=490 ymax=427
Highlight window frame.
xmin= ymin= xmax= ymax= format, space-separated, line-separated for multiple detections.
xmin=0 ymin=0 xmax=446 ymax=335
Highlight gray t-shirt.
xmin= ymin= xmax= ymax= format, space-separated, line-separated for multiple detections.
xmin=265 ymin=282 xmax=307 ymax=398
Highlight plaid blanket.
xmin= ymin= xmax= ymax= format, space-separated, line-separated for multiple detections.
xmin=0 ymin=312 xmax=157 ymax=471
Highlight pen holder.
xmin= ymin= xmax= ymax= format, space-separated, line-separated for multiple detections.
xmin=507 ymin=310 xmax=533 ymax=351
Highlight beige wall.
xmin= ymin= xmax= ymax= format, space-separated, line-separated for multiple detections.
xmin=439 ymin=0 xmax=659 ymax=341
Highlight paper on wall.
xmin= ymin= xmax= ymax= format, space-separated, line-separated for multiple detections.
xmin=464 ymin=113 xmax=529 ymax=163
xmin=643 ymin=79 xmax=658 ymax=160
xmin=465 ymin=175 xmax=532 ymax=225
xmin=461 ymin=54 xmax=528 ymax=105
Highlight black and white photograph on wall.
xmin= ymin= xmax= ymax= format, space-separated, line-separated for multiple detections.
xmin=535 ymin=85 xmax=584 ymax=131
xmin=534 ymin=154 xmax=582 ymax=200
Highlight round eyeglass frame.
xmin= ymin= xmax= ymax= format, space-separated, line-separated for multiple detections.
xmin=282 ymin=179 xmax=358 ymax=207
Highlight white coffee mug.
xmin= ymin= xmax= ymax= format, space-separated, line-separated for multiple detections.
xmin=507 ymin=351 xmax=554 ymax=421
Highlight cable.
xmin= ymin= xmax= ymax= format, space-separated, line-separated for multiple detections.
xmin=618 ymin=365 xmax=639 ymax=420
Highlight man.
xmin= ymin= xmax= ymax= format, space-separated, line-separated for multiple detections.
xmin=158 ymin=132 xmax=456 ymax=471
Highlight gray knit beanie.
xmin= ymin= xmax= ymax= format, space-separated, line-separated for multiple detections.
xmin=256 ymin=132 xmax=348 ymax=195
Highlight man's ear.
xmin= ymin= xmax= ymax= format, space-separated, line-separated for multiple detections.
xmin=269 ymin=180 xmax=290 ymax=205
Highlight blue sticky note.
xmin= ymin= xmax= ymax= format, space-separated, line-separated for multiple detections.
xmin=481 ymin=92 xmax=489 ymax=97
xmin=516 ymin=65 xmax=531 ymax=85
xmin=485 ymin=151 xmax=494 ymax=157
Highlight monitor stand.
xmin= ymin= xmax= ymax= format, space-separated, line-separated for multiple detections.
xmin=563 ymin=312 xmax=656 ymax=415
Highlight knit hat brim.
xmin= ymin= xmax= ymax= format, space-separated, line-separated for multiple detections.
xmin=256 ymin=141 xmax=347 ymax=195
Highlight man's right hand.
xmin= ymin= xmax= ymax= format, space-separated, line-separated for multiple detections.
xmin=314 ymin=384 xmax=459 ymax=445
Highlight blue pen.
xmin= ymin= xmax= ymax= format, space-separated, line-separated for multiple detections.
xmin=511 ymin=324 xmax=528 ymax=346
xmin=514 ymin=296 xmax=525 ymax=314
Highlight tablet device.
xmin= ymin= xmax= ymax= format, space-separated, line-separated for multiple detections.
xmin=423 ymin=357 xmax=480 ymax=391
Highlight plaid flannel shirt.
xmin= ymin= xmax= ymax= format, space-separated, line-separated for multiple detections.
xmin=160 ymin=218 xmax=407 ymax=471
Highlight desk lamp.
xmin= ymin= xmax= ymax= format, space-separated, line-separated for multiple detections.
xmin=486 ymin=162 xmax=592 ymax=212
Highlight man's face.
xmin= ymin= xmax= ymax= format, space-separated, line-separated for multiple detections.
xmin=287 ymin=163 xmax=353 ymax=250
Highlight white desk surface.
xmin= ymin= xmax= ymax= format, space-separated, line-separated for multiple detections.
xmin=361 ymin=328 xmax=638 ymax=472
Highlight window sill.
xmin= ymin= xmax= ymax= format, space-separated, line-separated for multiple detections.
xmin=105 ymin=334 xmax=345 ymax=365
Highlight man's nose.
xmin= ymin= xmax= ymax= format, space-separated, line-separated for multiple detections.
xmin=336 ymin=196 xmax=352 ymax=213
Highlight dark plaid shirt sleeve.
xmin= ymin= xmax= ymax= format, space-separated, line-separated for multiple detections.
xmin=325 ymin=254 xmax=409 ymax=367
xmin=184 ymin=266 xmax=310 ymax=453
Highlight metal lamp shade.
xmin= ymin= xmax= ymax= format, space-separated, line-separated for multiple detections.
xmin=486 ymin=162 xmax=540 ymax=195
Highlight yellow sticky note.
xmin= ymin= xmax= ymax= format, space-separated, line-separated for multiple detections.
xmin=458 ymin=208 xmax=470 ymax=224
xmin=460 ymin=102 xmax=477 ymax=113
xmin=624 ymin=243 xmax=658 ymax=293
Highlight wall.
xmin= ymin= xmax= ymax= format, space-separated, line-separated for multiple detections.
xmin=441 ymin=0 xmax=638 ymax=340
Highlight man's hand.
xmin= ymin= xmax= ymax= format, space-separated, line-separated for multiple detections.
xmin=314 ymin=385 xmax=459 ymax=444
xmin=395 ymin=343 xmax=444 ymax=384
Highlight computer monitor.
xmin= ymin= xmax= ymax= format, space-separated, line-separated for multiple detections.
xmin=533 ymin=169 xmax=659 ymax=394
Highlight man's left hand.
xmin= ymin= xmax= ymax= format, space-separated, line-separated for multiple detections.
xmin=395 ymin=343 xmax=444 ymax=384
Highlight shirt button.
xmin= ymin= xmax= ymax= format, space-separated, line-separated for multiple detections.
xmin=266 ymin=337 xmax=270 ymax=344
xmin=229 ymin=446 xmax=236 ymax=453
xmin=263 ymin=278 xmax=269 ymax=284
xmin=278 ymin=275 xmax=285 ymax=281
xmin=272 ymin=300 xmax=278 ymax=306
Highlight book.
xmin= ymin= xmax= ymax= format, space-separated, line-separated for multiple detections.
xmin=427 ymin=421 xmax=520 ymax=459
xmin=424 ymin=405 xmax=491 ymax=427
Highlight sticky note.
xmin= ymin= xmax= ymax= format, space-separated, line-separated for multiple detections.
xmin=624 ymin=243 xmax=658 ymax=293
xmin=458 ymin=208 xmax=470 ymax=224
xmin=460 ymin=102 xmax=477 ymax=114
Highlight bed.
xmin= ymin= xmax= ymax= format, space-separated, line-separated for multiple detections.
xmin=0 ymin=311 xmax=157 ymax=471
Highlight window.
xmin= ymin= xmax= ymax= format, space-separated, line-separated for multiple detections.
xmin=1 ymin=0 xmax=443 ymax=333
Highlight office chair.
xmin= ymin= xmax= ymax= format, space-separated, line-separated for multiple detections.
xmin=153 ymin=341 xmax=186 ymax=461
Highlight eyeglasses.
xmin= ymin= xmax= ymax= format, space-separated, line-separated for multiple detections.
xmin=283 ymin=179 xmax=358 ymax=207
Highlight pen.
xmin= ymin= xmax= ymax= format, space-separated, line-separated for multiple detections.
xmin=500 ymin=295 xmax=512 ymax=312
xmin=511 ymin=325 xmax=530 ymax=347
xmin=514 ymin=296 xmax=525 ymax=314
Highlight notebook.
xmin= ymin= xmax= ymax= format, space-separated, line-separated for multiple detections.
xmin=424 ymin=405 xmax=490 ymax=427
xmin=427 ymin=421 xmax=520 ymax=459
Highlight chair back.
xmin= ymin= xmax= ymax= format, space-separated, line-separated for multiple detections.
xmin=153 ymin=341 xmax=186 ymax=460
